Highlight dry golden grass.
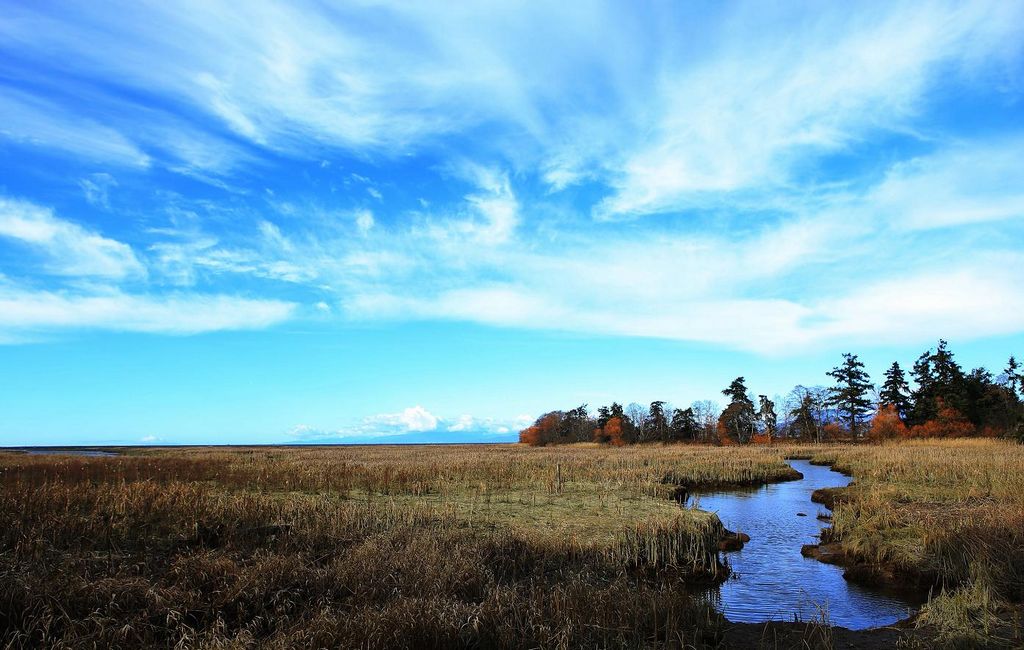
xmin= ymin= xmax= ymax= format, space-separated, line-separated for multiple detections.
xmin=0 ymin=443 xmax=805 ymax=649
xmin=811 ymin=440 xmax=1024 ymax=583
xmin=803 ymin=439 xmax=1024 ymax=646
xmin=0 ymin=443 xmax=800 ymax=547
xmin=1 ymin=440 xmax=1020 ymax=647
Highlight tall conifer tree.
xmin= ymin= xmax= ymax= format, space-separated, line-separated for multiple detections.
xmin=827 ymin=353 xmax=873 ymax=437
xmin=879 ymin=361 xmax=911 ymax=421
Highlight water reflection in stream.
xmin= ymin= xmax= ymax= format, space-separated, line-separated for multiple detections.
xmin=692 ymin=459 xmax=918 ymax=630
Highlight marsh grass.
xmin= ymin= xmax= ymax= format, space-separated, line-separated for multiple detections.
xmin=3 ymin=444 xmax=802 ymax=648
xmin=0 ymin=478 xmax=724 ymax=648
xmin=807 ymin=440 xmax=1024 ymax=644
xmin=2 ymin=440 xmax=1020 ymax=647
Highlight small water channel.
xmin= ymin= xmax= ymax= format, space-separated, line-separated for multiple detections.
xmin=9 ymin=448 xmax=119 ymax=457
xmin=691 ymin=459 xmax=919 ymax=630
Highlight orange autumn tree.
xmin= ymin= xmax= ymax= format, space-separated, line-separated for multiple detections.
xmin=715 ymin=417 xmax=739 ymax=445
xmin=822 ymin=422 xmax=845 ymax=441
xmin=519 ymin=424 xmax=541 ymax=446
xmin=868 ymin=404 xmax=908 ymax=441
xmin=910 ymin=399 xmax=975 ymax=438
xmin=518 ymin=412 xmax=562 ymax=446
xmin=601 ymin=416 xmax=628 ymax=446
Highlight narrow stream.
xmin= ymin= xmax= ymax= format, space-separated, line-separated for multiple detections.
xmin=9 ymin=448 xmax=119 ymax=457
xmin=692 ymin=459 xmax=919 ymax=630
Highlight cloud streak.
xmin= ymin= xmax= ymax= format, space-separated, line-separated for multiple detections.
xmin=0 ymin=197 xmax=299 ymax=341
xmin=0 ymin=1 xmax=1022 ymax=356
xmin=0 ymin=287 xmax=296 ymax=337
xmin=0 ymin=197 xmax=145 ymax=279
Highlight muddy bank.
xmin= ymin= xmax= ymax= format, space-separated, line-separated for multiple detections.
xmin=718 ymin=530 xmax=750 ymax=551
xmin=802 ymin=536 xmax=937 ymax=597
xmin=810 ymin=485 xmax=853 ymax=509
xmin=798 ymin=542 xmax=920 ymax=590
xmin=718 ymin=618 xmax=925 ymax=649
xmin=802 ymin=471 xmax=936 ymax=599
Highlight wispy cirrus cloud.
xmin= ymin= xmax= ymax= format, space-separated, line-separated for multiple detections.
xmin=0 ymin=197 xmax=299 ymax=341
xmin=0 ymin=197 xmax=145 ymax=279
xmin=3 ymin=2 xmax=1022 ymax=211
xmin=0 ymin=1 xmax=1022 ymax=357
xmin=590 ymin=3 xmax=1024 ymax=218
xmin=99 ymin=134 xmax=1022 ymax=355
xmin=323 ymin=138 xmax=1024 ymax=353
xmin=0 ymin=286 xmax=296 ymax=336
xmin=869 ymin=138 xmax=1024 ymax=231
xmin=7 ymin=2 xmax=1008 ymax=182
xmin=0 ymin=89 xmax=151 ymax=168
xmin=78 ymin=173 xmax=118 ymax=209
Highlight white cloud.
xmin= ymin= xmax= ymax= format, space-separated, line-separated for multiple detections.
xmin=2 ymin=1 xmax=1022 ymax=358
xmin=447 ymin=414 xmax=475 ymax=432
xmin=809 ymin=258 xmax=1024 ymax=346
xmin=0 ymin=89 xmax=151 ymax=167
xmin=148 ymin=224 xmax=320 ymax=286
xmin=464 ymin=171 xmax=519 ymax=244
xmin=594 ymin=3 xmax=1024 ymax=218
xmin=371 ymin=405 xmax=439 ymax=432
xmin=0 ymin=287 xmax=296 ymax=337
xmin=288 ymin=408 xmax=523 ymax=441
xmin=4 ymin=2 xmax=1020 ymax=217
xmin=258 ymin=220 xmax=293 ymax=252
xmin=354 ymin=209 xmax=374 ymax=234
xmin=869 ymin=138 xmax=1024 ymax=230
xmin=0 ymin=197 xmax=145 ymax=279
xmin=334 ymin=185 xmax=1024 ymax=353
xmin=153 ymin=122 xmax=256 ymax=177
xmin=345 ymin=258 xmax=1024 ymax=354
xmin=78 ymin=173 xmax=118 ymax=209
xmin=414 ymin=165 xmax=520 ymax=246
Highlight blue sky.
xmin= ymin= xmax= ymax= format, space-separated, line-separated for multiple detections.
xmin=1 ymin=1 xmax=1023 ymax=445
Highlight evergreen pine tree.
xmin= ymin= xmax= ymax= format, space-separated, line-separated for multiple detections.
xmin=910 ymin=349 xmax=936 ymax=425
xmin=757 ymin=395 xmax=777 ymax=440
xmin=910 ymin=340 xmax=967 ymax=425
xmin=648 ymin=401 xmax=669 ymax=441
xmin=790 ymin=393 xmax=821 ymax=442
xmin=879 ymin=361 xmax=911 ymax=422
xmin=1006 ymin=356 xmax=1022 ymax=397
xmin=670 ymin=407 xmax=697 ymax=440
xmin=719 ymin=377 xmax=756 ymax=443
xmin=826 ymin=353 xmax=874 ymax=438
xmin=722 ymin=377 xmax=752 ymax=406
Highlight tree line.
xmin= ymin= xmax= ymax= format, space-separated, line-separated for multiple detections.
xmin=519 ymin=341 xmax=1023 ymax=446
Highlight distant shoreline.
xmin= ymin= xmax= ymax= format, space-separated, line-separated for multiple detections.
xmin=1 ymin=442 xmax=519 ymax=452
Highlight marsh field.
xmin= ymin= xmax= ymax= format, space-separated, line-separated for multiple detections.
xmin=1 ymin=440 xmax=1022 ymax=649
